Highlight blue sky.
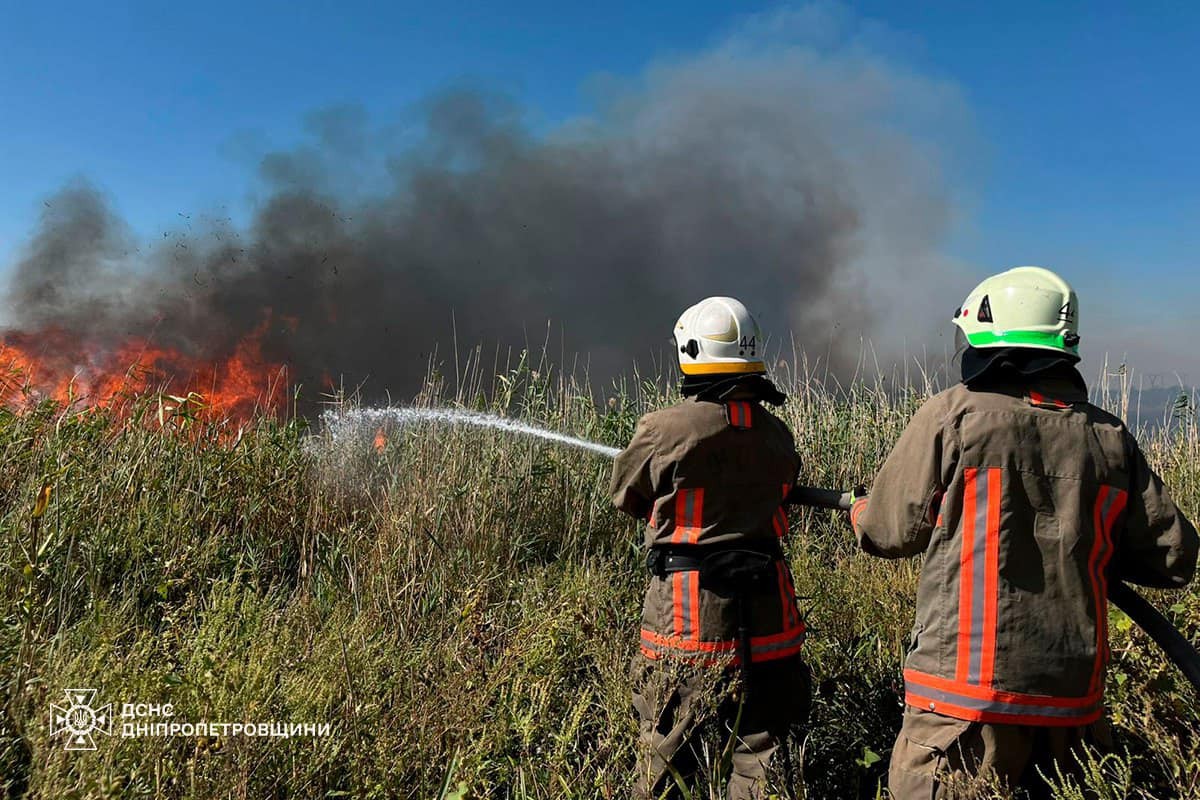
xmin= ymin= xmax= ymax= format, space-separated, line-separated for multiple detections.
xmin=2 ymin=1 xmax=1197 ymax=379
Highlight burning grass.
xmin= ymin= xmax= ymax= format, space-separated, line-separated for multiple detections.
xmin=1 ymin=353 xmax=1198 ymax=798
xmin=0 ymin=318 xmax=290 ymax=421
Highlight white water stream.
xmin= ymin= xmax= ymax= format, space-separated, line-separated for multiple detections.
xmin=319 ymin=406 xmax=621 ymax=459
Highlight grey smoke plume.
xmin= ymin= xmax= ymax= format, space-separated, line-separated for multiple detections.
xmin=1 ymin=8 xmax=969 ymax=404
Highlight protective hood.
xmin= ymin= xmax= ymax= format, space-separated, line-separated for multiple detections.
xmin=680 ymin=373 xmax=787 ymax=406
xmin=960 ymin=345 xmax=1087 ymax=394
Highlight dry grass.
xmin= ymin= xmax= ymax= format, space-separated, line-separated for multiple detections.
xmin=1 ymin=351 xmax=1197 ymax=798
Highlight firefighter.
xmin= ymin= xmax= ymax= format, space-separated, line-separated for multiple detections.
xmin=849 ymin=266 xmax=1199 ymax=798
xmin=611 ymin=296 xmax=810 ymax=799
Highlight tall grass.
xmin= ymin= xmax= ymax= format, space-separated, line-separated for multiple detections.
xmin=1 ymin=351 xmax=1197 ymax=799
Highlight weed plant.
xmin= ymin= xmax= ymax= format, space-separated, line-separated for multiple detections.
xmin=1 ymin=350 xmax=1197 ymax=798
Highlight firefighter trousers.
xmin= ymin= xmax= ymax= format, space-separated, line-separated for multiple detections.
xmin=631 ymin=652 xmax=811 ymax=800
xmin=888 ymin=707 xmax=1114 ymax=800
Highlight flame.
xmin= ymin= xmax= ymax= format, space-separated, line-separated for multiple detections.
xmin=373 ymin=427 xmax=387 ymax=453
xmin=0 ymin=316 xmax=288 ymax=422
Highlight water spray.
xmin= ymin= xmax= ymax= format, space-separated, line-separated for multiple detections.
xmin=318 ymin=406 xmax=621 ymax=458
xmin=317 ymin=404 xmax=1200 ymax=693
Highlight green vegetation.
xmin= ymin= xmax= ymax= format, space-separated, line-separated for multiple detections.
xmin=2 ymin=355 xmax=1198 ymax=798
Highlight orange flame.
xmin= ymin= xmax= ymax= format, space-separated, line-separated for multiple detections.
xmin=373 ymin=427 xmax=387 ymax=453
xmin=0 ymin=315 xmax=288 ymax=422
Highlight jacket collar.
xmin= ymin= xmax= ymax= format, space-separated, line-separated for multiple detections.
xmin=961 ymin=346 xmax=1087 ymax=401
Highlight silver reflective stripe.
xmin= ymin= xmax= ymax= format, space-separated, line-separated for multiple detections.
xmin=641 ymin=630 xmax=802 ymax=657
xmin=750 ymin=631 xmax=805 ymax=655
xmin=680 ymin=572 xmax=696 ymax=640
xmin=639 ymin=634 xmax=731 ymax=653
xmin=967 ymin=470 xmax=991 ymax=684
xmin=909 ymin=681 xmax=1099 ymax=720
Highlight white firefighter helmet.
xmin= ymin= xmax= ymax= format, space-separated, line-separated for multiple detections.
xmin=674 ymin=296 xmax=766 ymax=376
xmin=952 ymin=266 xmax=1081 ymax=359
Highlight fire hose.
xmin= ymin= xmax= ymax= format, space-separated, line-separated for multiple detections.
xmin=786 ymin=485 xmax=1200 ymax=694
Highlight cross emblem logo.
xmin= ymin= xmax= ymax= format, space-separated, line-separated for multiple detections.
xmin=50 ymin=689 xmax=112 ymax=751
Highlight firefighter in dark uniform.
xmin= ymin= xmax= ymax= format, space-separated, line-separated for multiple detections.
xmin=611 ymin=296 xmax=810 ymax=799
xmin=849 ymin=267 xmax=1199 ymax=798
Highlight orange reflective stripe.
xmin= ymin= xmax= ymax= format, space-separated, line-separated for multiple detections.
xmin=669 ymin=571 xmax=700 ymax=641
xmin=668 ymin=570 xmax=700 ymax=642
xmin=850 ymin=497 xmax=868 ymax=529
xmin=906 ymin=669 xmax=1102 ymax=708
xmin=979 ymin=468 xmax=1002 ymax=687
xmin=772 ymin=506 xmax=788 ymax=539
xmin=642 ymin=628 xmax=733 ymax=654
xmin=726 ymin=401 xmax=753 ymax=429
xmin=956 ymin=468 xmax=978 ymax=682
xmin=1028 ymin=390 xmax=1071 ymax=409
xmin=904 ymin=692 xmax=1102 ymax=727
xmin=672 ymin=488 xmax=705 ymax=544
xmin=904 ymin=669 xmax=1103 ymax=726
xmin=688 ymin=570 xmax=701 ymax=642
xmin=1087 ymin=488 xmax=1108 ymax=693
xmin=640 ymin=624 xmax=805 ymax=664
xmin=775 ymin=561 xmax=793 ymax=629
xmin=1098 ymin=490 xmax=1126 ymax=683
xmin=956 ymin=468 xmax=1001 ymax=686
xmin=672 ymin=572 xmax=685 ymax=638
xmin=1088 ymin=486 xmax=1128 ymax=693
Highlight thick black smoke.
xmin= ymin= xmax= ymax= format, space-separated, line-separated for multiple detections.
xmin=2 ymin=9 xmax=968 ymax=403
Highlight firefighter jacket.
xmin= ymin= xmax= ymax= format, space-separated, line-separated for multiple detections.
xmin=852 ymin=375 xmax=1199 ymax=727
xmin=611 ymin=396 xmax=805 ymax=665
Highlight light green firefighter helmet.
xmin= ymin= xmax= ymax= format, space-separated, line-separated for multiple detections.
xmin=952 ymin=266 xmax=1081 ymax=359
